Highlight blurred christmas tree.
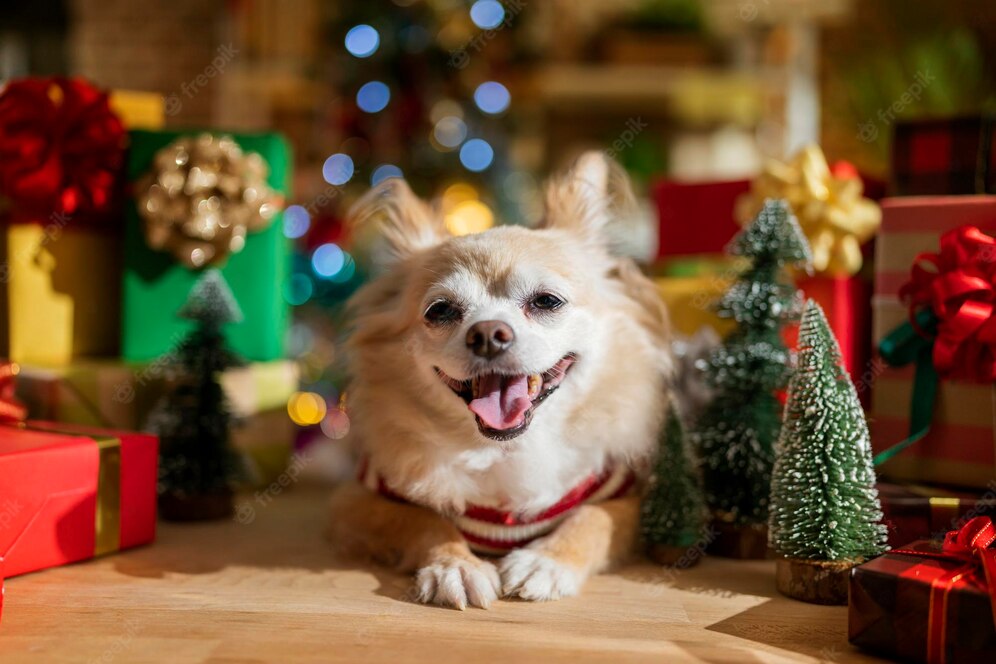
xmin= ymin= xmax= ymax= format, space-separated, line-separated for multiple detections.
xmin=151 ymin=270 xmax=245 ymax=521
xmin=769 ymin=300 xmax=887 ymax=604
xmin=691 ymin=199 xmax=811 ymax=552
xmin=641 ymin=406 xmax=707 ymax=566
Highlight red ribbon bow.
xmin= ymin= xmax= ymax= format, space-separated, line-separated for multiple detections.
xmin=0 ymin=77 xmax=126 ymax=218
xmin=0 ymin=361 xmax=26 ymax=424
xmin=895 ymin=516 xmax=996 ymax=664
xmin=899 ymin=225 xmax=996 ymax=383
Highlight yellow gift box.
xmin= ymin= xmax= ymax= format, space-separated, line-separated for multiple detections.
xmin=654 ymin=275 xmax=734 ymax=337
xmin=1 ymin=224 xmax=122 ymax=366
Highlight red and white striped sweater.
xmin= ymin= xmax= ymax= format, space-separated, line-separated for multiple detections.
xmin=358 ymin=460 xmax=635 ymax=555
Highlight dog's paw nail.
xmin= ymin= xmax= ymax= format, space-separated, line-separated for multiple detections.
xmin=413 ymin=557 xmax=499 ymax=610
xmin=499 ymin=549 xmax=581 ymax=601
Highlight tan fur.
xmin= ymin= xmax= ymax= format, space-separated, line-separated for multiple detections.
xmin=332 ymin=151 xmax=671 ymax=609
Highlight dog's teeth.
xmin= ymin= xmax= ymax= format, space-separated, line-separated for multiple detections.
xmin=527 ymin=374 xmax=542 ymax=398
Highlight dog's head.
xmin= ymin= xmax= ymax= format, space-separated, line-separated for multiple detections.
xmin=347 ymin=152 xmax=670 ymax=458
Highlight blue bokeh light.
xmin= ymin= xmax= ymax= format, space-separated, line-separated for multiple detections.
xmin=329 ymin=253 xmax=357 ymax=284
xmin=459 ymin=138 xmax=494 ymax=172
xmin=470 ymin=0 xmax=505 ymax=29
xmin=371 ymin=164 xmax=403 ymax=185
xmin=282 ymin=204 xmax=311 ymax=239
xmin=322 ymin=153 xmax=354 ymax=185
xmin=312 ymin=243 xmax=346 ymax=278
xmin=344 ymin=25 xmax=380 ymax=58
xmin=473 ymin=81 xmax=510 ymax=115
xmin=356 ymin=81 xmax=390 ymax=113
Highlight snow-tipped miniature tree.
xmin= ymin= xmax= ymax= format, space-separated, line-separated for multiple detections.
xmin=692 ymin=199 xmax=812 ymax=536
xmin=641 ymin=406 xmax=707 ymax=565
xmin=151 ymin=269 xmax=245 ymax=520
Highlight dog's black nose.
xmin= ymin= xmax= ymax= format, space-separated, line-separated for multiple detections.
xmin=466 ymin=320 xmax=515 ymax=359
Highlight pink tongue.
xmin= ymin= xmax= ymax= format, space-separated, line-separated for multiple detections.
xmin=468 ymin=374 xmax=531 ymax=430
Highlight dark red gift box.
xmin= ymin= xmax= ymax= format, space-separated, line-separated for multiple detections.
xmin=0 ymin=421 xmax=157 ymax=621
xmin=652 ymin=178 xmax=749 ymax=258
xmin=849 ymin=518 xmax=996 ymax=663
xmin=892 ymin=115 xmax=996 ymax=197
xmin=878 ymin=482 xmax=996 ymax=548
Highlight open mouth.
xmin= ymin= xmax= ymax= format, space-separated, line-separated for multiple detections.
xmin=434 ymin=354 xmax=577 ymax=441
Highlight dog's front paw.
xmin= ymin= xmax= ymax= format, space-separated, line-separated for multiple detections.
xmin=499 ymin=548 xmax=582 ymax=601
xmin=413 ymin=555 xmax=500 ymax=610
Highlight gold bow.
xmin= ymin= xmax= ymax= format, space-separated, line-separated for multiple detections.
xmin=735 ymin=145 xmax=881 ymax=276
xmin=137 ymin=134 xmax=283 ymax=268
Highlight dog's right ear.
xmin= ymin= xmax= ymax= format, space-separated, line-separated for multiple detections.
xmin=349 ymin=178 xmax=448 ymax=269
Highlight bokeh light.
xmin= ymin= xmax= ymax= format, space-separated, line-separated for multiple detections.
xmin=344 ymin=24 xmax=380 ymax=58
xmin=329 ymin=253 xmax=357 ymax=283
xmin=473 ymin=81 xmax=510 ymax=115
xmin=322 ymin=153 xmax=354 ymax=185
xmin=459 ymin=138 xmax=494 ymax=172
xmin=433 ymin=116 xmax=467 ymax=150
xmin=282 ymin=204 xmax=310 ymax=239
xmin=371 ymin=164 xmax=403 ymax=185
xmin=430 ymin=99 xmax=463 ymax=124
xmin=287 ymin=391 xmax=328 ymax=426
xmin=445 ymin=199 xmax=494 ymax=236
xmin=441 ymin=182 xmax=478 ymax=209
xmin=312 ymin=243 xmax=346 ymax=277
xmin=321 ymin=409 xmax=352 ymax=439
xmin=470 ymin=0 xmax=505 ymax=29
xmin=283 ymin=273 xmax=314 ymax=305
xmin=356 ymin=81 xmax=390 ymax=113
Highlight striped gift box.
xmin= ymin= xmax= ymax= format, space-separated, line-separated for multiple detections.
xmin=871 ymin=196 xmax=996 ymax=489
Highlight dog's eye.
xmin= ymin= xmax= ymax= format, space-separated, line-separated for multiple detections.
xmin=530 ymin=293 xmax=565 ymax=311
xmin=424 ymin=300 xmax=462 ymax=324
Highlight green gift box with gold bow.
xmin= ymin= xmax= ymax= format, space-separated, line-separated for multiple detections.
xmin=121 ymin=130 xmax=291 ymax=362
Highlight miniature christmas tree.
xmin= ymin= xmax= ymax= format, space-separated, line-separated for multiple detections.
xmin=691 ymin=198 xmax=812 ymax=557
xmin=151 ymin=269 xmax=246 ymax=521
xmin=770 ymin=300 xmax=888 ymax=604
xmin=641 ymin=406 xmax=707 ymax=566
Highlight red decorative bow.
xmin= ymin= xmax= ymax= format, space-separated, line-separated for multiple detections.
xmin=0 ymin=77 xmax=126 ymax=218
xmin=0 ymin=361 xmax=26 ymax=424
xmin=899 ymin=225 xmax=996 ymax=382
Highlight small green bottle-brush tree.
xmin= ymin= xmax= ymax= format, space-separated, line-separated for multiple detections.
xmin=641 ymin=406 xmax=708 ymax=567
xmin=769 ymin=300 xmax=888 ymax=604
xmin=691 ymin=198 xmax=812 ymax=558
xmin=151 ymin=269 xmax=246 ymax=521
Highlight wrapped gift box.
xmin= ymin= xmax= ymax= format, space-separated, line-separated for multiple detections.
xmin=0 ymin=422 xmax=157 ymax=620
xmin=121 ymin=130 xmax=291 ymax=362
xmin=892 ymin=114 xmax=996 ymax=196
xmin=654 ymin=274 xmax=734 ymax=338
xmin=652 ymin=178 xmax=748 ymax=259
xmin=849 ymin=535 xmax=996 ymax=663
xmin=870 ymin=196 xmax=996 ymax=489
xmin=878 ymin=482 xmax=996 ymax=547
xmin=14 ymin=359 xmax=299 ymax=431
xmin=797 ymin=275 xmax=872 ymax=390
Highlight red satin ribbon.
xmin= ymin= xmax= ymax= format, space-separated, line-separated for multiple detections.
xmin=0 ymin=77 xmax=126 ymax=219
xmin=0 ymin=362 xmax=26 ymax=424
xmin=894 ymin=516 xmax=996 ymax=664
xmin=899 ymin=225 xmax=996 ymax=383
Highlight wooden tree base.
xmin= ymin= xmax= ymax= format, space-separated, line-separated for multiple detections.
xmin=707 ymin=519 xmax=771 ymax=559
xmin=647 ymin=543 xmax=703 ymax=568
xmin=775 ymin=558 xmax=854 ymax=605
xmin=159 ymin=490 xmax=234 ymax=522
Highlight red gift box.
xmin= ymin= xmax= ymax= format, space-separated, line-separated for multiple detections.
xmin=652 ymin=178 xmax=749 ymax=258
xmin=878 ymin=482 xmax=996 ymax=548
xmin=892 ymin=115 xmax=996 ymax=197
xmin=0 ymin=421 xmax=157 ymax=620
xmin=797 ymin=275 xmax=872 ymax=393
xmin=849 ymin=518 xmax=996 ymax=663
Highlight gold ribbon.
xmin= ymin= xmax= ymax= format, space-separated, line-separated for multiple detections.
xmin=137 ymin=133 xmax=283 ymax=268
xmin=735 ymin=144 xmax=881 ymax=276
xmin=17 ymin=422 xmax=122 ymax=556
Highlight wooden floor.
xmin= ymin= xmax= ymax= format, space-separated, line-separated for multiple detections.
xmin=0 ymin=484 xmax=891 ymax=664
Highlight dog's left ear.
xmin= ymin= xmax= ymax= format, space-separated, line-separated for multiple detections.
xmin=539 ymin=151 xmax=637 ymax=242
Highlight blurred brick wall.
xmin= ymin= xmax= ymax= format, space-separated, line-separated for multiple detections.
xmin=68 ymin=0 xmax=224 ymax=126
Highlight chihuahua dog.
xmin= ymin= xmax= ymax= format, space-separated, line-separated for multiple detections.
xmin=328 ymin=152 xmax=672 ymax=609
